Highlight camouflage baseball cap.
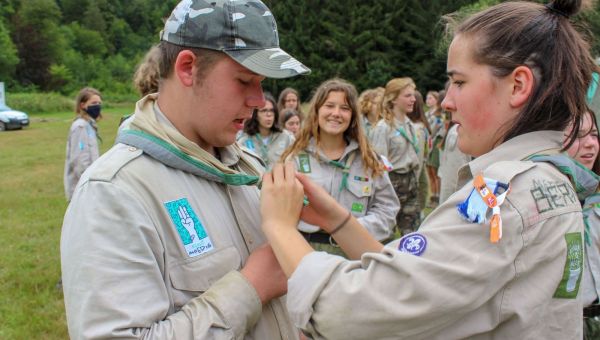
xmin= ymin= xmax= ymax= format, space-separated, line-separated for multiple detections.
xmin=161 ymin=0 xmax=310 ymax=79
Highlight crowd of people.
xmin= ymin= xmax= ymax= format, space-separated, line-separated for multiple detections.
xmin=60 ymin=0 xmax=600 ymax=338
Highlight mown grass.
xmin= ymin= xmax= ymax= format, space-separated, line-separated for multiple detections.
xmin=0 ymin=104 xmax=132 ymax=339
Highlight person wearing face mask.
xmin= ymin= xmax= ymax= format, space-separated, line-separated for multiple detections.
xmin=64 ymin=87 xmax=103 ymax=201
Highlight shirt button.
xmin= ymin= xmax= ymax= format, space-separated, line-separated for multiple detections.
xmin=128 ymin=146 xmax=137 ymax=152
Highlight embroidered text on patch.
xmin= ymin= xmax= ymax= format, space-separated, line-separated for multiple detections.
xmin=164 ymin=198 xmax=214 ymax=257
xmin=398 ymin=233 xmax=427 ymax=256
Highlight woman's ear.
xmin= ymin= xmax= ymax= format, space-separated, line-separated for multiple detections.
xmin=174 ymin=50 xmax=197 ymax=87
xmin=509 ymin=65 xmax=534 ymax=108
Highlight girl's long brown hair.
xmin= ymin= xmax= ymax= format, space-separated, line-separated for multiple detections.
xmin=281 ymin=78 xmax=384 ymax=177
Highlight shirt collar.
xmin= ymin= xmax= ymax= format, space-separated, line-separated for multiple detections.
xmin=458 ymin=130 xmax=564 ymax=187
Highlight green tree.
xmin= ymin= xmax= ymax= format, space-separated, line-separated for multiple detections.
xmin=11 ymin=0 xmax=66 ymax=89
xmin=0 ymin=19 xmax=19 ymax=82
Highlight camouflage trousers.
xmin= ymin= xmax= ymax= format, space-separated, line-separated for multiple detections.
xmin=417 ymin=168 xmax=429 ymax=215
xmin=389 ymin=171 xmax=421 ymax=237
xmin=309 ymin=241 xmax=347 ymax=258
xmin=585 ymin=316 xmax=600 ymax=339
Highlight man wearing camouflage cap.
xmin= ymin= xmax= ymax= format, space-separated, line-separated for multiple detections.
xmin=61 ymin=0 xmax=309 ymax=338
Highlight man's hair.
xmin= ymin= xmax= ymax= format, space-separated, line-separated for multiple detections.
xmin=157 ymin=41 xmax=226 ymax=85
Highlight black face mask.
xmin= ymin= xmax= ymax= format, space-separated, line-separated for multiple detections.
xmin=85 ymin=104 xmax=101 ymax=119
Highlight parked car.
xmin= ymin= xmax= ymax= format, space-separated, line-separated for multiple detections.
xmin=0 ymin=104 xmax=29 ymax=131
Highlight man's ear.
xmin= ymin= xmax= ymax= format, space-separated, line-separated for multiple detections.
xmin=174 ymin=50 xmax=197 ymax=87
xmin=509 ymin=65 xmax=534 ymax=109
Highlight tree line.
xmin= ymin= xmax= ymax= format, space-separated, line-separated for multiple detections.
xmin=0 ymin=0 xmax=598 ymax=100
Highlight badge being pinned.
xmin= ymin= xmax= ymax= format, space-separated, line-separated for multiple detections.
xmin=457 ymin=174 xmax=510 ymax=243
xmin=379 ymin=155 xmax=393 ymax=171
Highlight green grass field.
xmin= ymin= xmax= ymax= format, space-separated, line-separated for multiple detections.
xmin=0 ymin=105 xmax=132 ymax=339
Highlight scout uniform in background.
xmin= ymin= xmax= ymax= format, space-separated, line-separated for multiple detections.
xmin=438 ymin=124 xmax=472 ymax=204
xmin=64 ymin=116 xmax=99 ymax=200
xmin=583 ymin=193 xmax=600 ymax=338
xmin=371 ymin=116 xmax=421 ymax=236
xmin=62 ymin=95 xmax=298 ymax=339
xmin=293 ymin=138 xmax=399 ymax=256
xmin=237 ymin=129 xmax=294 ymax=170
xmin=286 ymin=131 xmax=586 ymax=339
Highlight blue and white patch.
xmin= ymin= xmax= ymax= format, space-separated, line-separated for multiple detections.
xmin=164 ymin=198 xmax=214 ymax=257
xmin=398 ymin=233 xmax=427 ymax=256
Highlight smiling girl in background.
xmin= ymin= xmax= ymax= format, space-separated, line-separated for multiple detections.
xmin=238 ymin=93 xmax=294 ymax=170
xmin=280 ymin=78 xmax=399 ymax=256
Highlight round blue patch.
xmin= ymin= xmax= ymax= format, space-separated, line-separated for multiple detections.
xmin=398 ymin=233 xmax=427 ymax=256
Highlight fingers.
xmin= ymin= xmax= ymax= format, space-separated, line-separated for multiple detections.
xmin=284 ymin=161 xmax=296 ymax=183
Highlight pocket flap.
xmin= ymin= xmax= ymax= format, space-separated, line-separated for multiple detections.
xmin=347 ymin=176 xmax=373 ymax=198
xmin=169 ymin=246 xmax=241 ymax=292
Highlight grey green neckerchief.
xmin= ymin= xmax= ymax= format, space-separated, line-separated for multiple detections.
xmin=115 ymin=94 xmax=261 ymax=186
xmin=395 ymin=124 xmax=419 ymax=154
xmin=117 ymin=130 xmax=260 ymax=186
xmin=250 ymin=134 xmax=271 ymax=167
xmin=528 ymin=154 xmax=600 ymax=246
xmin=328 ymin=151 xmax=357 ymax=193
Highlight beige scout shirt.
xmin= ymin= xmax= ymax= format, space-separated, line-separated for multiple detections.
xmin=64 ymin=117 xmax=99 ymax=200
xmin=61 ymin=113 xmax=297 ymax=339
xmin=438 ymin=124 xmax=472 ymax=204
xmin=286 ymin=131 xmax=583 ymax=339
xmin=237 ymin=130 xmax=295 ymax=169
xmin=370 ymin=117 xmax=420 ymax=175
xmin=292 ymin=139 xmax=399 ymax=241
xmin=582 ymin=204 xmax=600 ymax=306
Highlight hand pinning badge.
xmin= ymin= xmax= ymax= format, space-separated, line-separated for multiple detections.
xmin=457 ymin=174 xmax=510 ymax=243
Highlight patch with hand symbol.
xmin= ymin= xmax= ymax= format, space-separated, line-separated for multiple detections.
xmin=165 ymin=198 xmax=214 ymax=257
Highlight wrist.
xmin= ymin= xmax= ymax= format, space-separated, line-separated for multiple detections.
xmin=322 ymin=207 xmax=351 ymax=233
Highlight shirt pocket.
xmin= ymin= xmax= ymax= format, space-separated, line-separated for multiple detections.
xmin=346 ymin=175 xmax=373 ymax=216
xmin=169 ymin=246 xmax=241 ymax=294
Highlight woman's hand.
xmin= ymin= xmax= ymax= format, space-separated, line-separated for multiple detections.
xmin=295 ymin=172 xmax=349 ymax=233
xmin=260 ymin=162 xmax=305 ymax=233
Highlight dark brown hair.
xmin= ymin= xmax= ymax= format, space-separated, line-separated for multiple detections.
xmin=408 ymin=90 xmax=432 ymax=133
xmin=447 ymin=0 xmax=598 ymax=148
xmin=243 ymin=92 xmax=282 ymax=136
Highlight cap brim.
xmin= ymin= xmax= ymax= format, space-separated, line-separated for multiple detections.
xmin=225 ymin=48 xmax=310 ymax=79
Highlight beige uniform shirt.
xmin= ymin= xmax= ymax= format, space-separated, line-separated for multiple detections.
xmin=370 ymin=117 xmax=420 ymax=174
xmin=582 ymin=203 xmax=600 ymax=306
xmin=438 ymin=124 xmax=471 ymax=203
xmin=292 ymin=139 xmax=399 ymax=241
xmin=287 ymin=131 xmax=583 ymax=339
xmin=64 ymin=117 xmax=99 ymax=200
xmin=61 ymin=102 xmax=298 ymax=339
xmin=237 ymin=130 xmax=294 ymax=169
